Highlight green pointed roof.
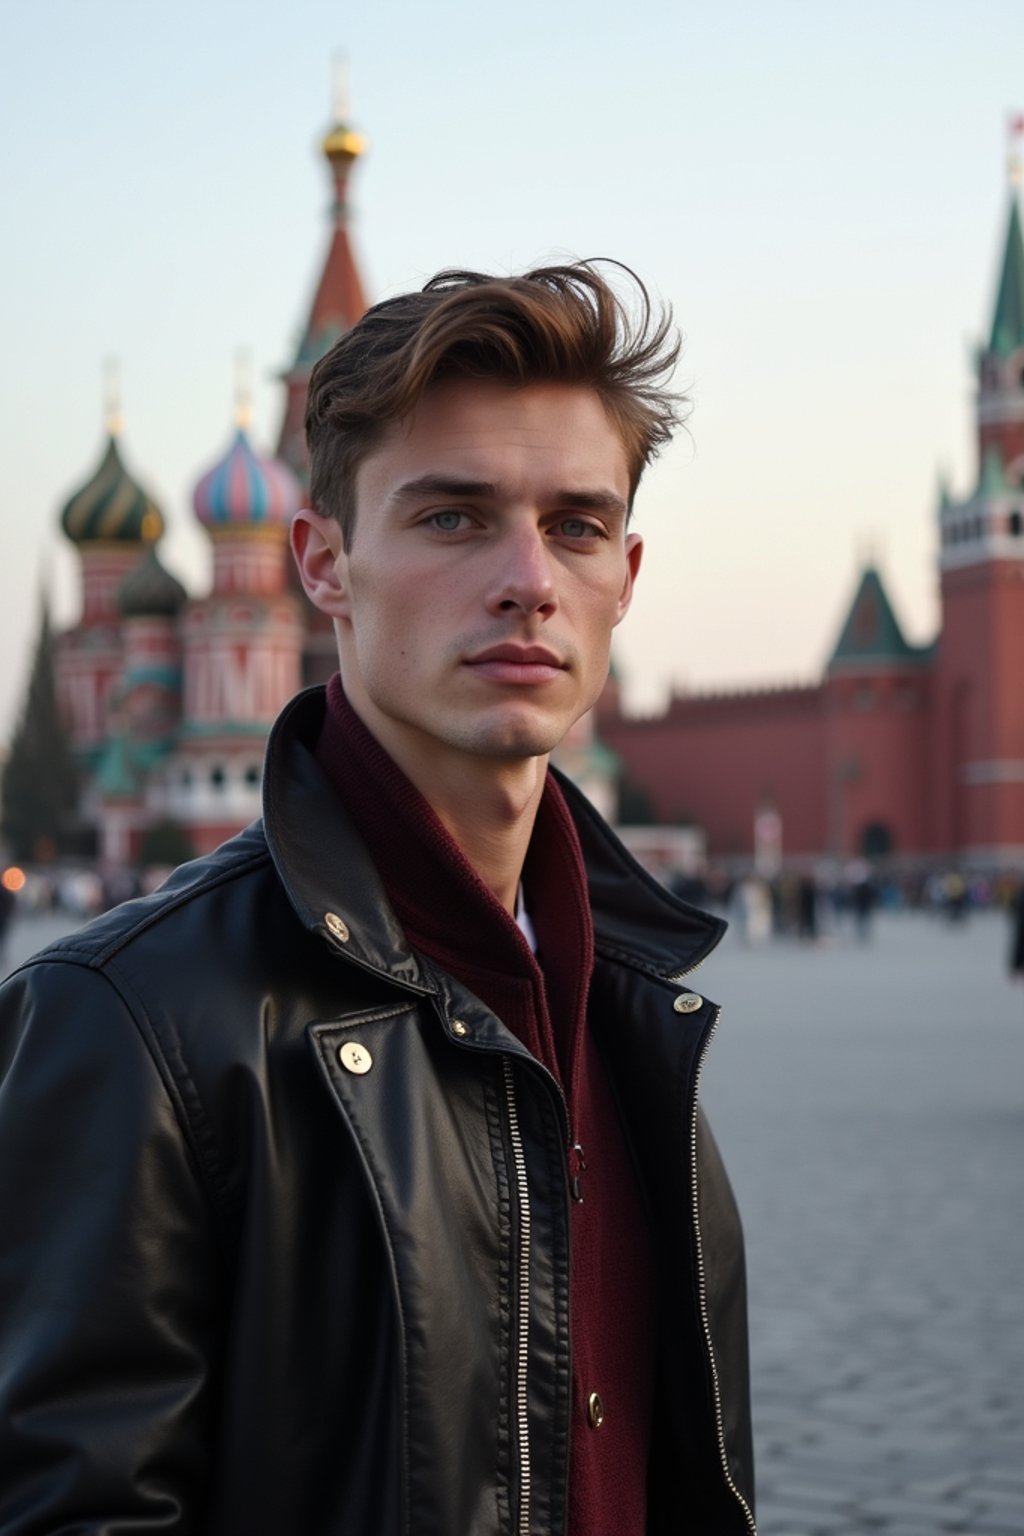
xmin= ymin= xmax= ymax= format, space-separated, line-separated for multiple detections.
xmin=988 ymin=198 xmax=1024 ymax=359
xmin=828 ymin=566 xmax=922 ymax=669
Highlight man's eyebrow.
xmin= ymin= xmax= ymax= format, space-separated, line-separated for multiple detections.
xmin=389 ymin=475 xmax=628 ymax=518
xmin=389 ymin=475 xmax=498 ymax=504
xmin=555 ymin=489 xmax=629 ymax=518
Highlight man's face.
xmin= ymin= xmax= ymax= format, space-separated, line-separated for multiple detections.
xmin=327 ymin=377 xmax=642 ymax=774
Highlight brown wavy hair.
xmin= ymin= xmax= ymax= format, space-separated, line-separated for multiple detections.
xmin=305 ymin=261 xmax=684 ymax=544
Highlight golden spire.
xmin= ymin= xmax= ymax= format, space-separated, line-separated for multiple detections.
xmin=332 ymin=51 xmax=350 ymax=124
xmin=104 ymin=356 xmax=123 ymax=437
xmin=322 ymin=51 xmax=366 ymax=163
xmin=234 ymin=348 xmax=253 ymax=431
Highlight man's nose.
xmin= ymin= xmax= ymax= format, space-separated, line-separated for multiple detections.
xmin=485 ymin=523 xmax=557 ymax=618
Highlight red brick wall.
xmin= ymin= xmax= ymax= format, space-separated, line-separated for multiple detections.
xmin=602 ymin=687 xmax=829 ymax=858
xmin=824 ymin=666 xmax=933 ymax=857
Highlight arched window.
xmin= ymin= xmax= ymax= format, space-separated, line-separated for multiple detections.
xmin=210 ymin=765 xmax=226 ymax=790
xmin=244 ymin=764 xmax=261 ymax=788
xmin=1010 ymin=510 xmax=1022 ymax=537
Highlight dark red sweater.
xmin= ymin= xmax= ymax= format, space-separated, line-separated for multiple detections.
xmin=316 ymin=676 xmax=657 ymax=1535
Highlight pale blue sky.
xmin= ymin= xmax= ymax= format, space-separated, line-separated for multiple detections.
xmin=2 ymin=0 xmax=1022 ymax=741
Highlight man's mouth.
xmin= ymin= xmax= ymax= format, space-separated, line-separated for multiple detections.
xmin=464 ymin=644 xmax=567 ymax=685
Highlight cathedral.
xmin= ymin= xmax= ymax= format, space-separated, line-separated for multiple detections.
xmin=54 ymin=108 xmax=369 ymax=862
xmin=51 ymin=105 xmax=1024 ymax=870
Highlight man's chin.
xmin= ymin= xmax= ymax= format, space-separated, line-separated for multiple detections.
xmin=469 ymin=730 xmax=561 ymax=762
xmin=459 ymin=710 xmax=567 ymax=762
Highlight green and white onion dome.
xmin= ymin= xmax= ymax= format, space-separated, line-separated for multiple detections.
xmin=60 ymin=433 xmax=165 ymax=546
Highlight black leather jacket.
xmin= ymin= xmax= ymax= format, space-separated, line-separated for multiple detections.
xmin=0 ymin=688 xmax=756 ymax=1535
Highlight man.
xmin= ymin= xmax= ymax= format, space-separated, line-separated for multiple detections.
xmin=0 ymin=264 xmax=755 ymax=1534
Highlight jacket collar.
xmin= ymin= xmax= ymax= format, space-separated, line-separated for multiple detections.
xmin=261 ymin=687 xmax=725 ymax=990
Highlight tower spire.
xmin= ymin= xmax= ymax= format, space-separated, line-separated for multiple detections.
xmin=104 ymin=356 xmax=122 ymax=438
xmin=321 ymin=54 xmax=366 ymax=199
xmin=331 ymin=50 xmax=351 ymax=126
xmin=234 ymin=348 xmax=253 ymax=431
xmin=274 ymin=64 xmax=370 ymax=482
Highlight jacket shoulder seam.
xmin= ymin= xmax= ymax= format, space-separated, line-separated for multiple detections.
xmin=93 ymin=847 xmax=274 ymax=966
xmin=12 ymin=845 xmax=276 ymax=978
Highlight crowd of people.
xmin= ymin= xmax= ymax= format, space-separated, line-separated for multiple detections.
xmin=668 ymin=861 xmax=1024 ymax=948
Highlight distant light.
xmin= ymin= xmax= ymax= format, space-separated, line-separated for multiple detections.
xmin=2 ymin=866 xmax=26 ymax=893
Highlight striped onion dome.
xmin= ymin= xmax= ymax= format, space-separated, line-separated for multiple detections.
xmin=118 ymin=545 xmax=187 ymax=618
xmin=192 ymin=426 xmax=301 ymax=529
xmin=60 ymin=434 xmax=165 ymax=546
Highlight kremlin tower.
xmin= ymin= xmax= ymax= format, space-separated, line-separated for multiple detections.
xmin=931 ymin=190 xmax=1024 ymax=857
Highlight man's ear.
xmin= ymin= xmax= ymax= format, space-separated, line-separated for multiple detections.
xmin=614 ymin=532 xmax=644 ymax=625
xmin=290 ymin=508 xmax=351 ymax=618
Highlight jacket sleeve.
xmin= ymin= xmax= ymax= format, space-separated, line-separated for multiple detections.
xmin=0 ymin=957 xmax=223 ymax=1534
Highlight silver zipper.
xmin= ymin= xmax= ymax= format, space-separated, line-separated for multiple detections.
xmin=667 ymin=953 xmax=709 ymax=985
xmin=503 ymin=1057 xmax=532 ymax=1536
xmin=690 ymin=1006 xmax=758 ymax=1534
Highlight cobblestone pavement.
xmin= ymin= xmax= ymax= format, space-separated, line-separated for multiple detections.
xmin=5 ymin=906 xmax=1023 ymax=1532
xmin=699 ymin=910 xmax=1024 ymax=1536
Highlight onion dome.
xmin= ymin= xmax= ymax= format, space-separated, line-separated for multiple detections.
xmin=60 ymin=433 xmax=165 ymax=546
xmin=192 ymin=425 xmax=302 ymax=529
xmin=118 ymin=546 xmax=187 ymax=618
xmin=322 ymin=117 xmax=367 ymax=166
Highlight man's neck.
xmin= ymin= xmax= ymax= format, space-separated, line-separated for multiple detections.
xmin=341 ymin=690 xmax=548 ymax=915
xmin=427 ymin=762 xmax=548 ymax=915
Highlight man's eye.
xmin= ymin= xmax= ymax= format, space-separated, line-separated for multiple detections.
xmin=558 ymin=518 xmax=602 ymax=539
xmin=428 ymin=510 xmax=468 ymax=532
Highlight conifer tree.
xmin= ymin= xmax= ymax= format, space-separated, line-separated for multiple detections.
xmin=1 ymin=599 xmax=80 ymax=861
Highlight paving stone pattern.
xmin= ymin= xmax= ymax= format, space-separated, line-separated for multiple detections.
xmin=699 ymin=910 xmax=1024 ymax=1535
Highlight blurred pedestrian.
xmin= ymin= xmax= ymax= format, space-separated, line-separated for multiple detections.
xmin=1010 ymin=879 xmax=1024 ymax=979
xmin=797 ymin=873 xmax=818 ymax=942
xmin=848 ymin=862 xmax=877 ymax=942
